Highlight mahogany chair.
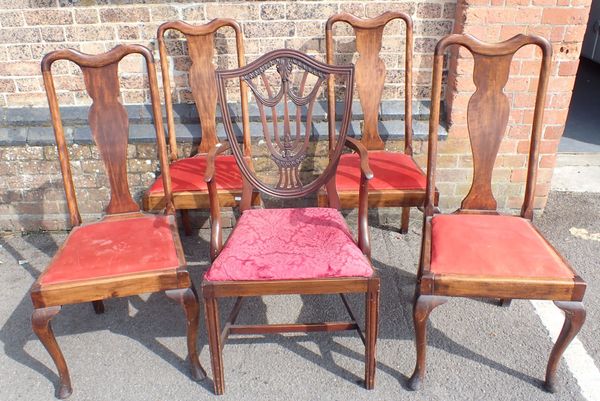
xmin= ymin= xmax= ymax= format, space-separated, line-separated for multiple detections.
xmin=31 ymin=45 xmax=205 ymax=399
xmin=409 ymin=34 xmax=587 ymax=392
xmin=202 ymin=49 xmax=380 ymax=394
xmin=143 ymin=19 xmax=257 ymax=235
xmin=318 ymin=12 xmax=436 ymax=233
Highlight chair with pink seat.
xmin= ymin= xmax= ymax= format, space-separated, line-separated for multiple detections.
xmin=201 ymin=48 xmax=380 ymax=395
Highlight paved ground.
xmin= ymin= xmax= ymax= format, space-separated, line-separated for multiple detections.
xmin=0 ymin=191 xmax=598 ymax=401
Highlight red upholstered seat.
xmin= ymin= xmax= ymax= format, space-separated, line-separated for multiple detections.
xmin=205 ymin=208 xmax=373 ymax=281
xmin=430 ymin=214 xmax=574 ymax=278
xmin=40 ymin=215 xmax=180 ymax=285
xmin=335 ymin=151 xmax=427 ymax=191
xmin=148 ymin=154 xmax=243 ymax=194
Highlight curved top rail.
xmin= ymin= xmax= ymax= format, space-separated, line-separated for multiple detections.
xmin=41 ymin=44 xmax=153 ymax=71
xmin=325 ymin=11 xmax=412 ymax=31
xmin=157 ymin=18 xmax=242 ymax=38
xmin=435 ymin=33 xmax=551 ymax=58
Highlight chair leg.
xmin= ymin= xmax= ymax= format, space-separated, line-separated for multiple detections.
xmin=408 ymin=295 xmax=447 ymax=391
xmin=32 ymin=306 xmax=72 ymax=399
xmin=166 ymin=287 xmax=207 ymax=381
xmin=91 ymin=300 xmax=105 ymax=314
xmin=204 ymin=294 xmax=225 ymax=395
xmin=498 ymin=299 xmax=512 ymax=307
xmin=180 ymin=209 xmax=193 ymax=236
xmin=364 ymin=279 xmax=380 ymax=390
xmin=544 ymin=301 xmax=586 ymax=393
xmin=400 ymin=207 xmax=410 ymax=234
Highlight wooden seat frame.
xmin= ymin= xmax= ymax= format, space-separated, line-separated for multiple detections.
xmin=202 ymin=49 xmax=380 ymax=395
xmin=408 ymin=34 xmax=587 ymax=393
xmin=142 ymin=19 xmax=257 ymax=234
xmin=317 ymin=11 xmax=438 ymax=233
xmin=30 ymin=45 xmax=205 ymax=399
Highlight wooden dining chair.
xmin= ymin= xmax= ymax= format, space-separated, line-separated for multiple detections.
xmin=31 ymin=45 xmax=205 ymax=399
xmin=408 ymin=33 xmax=587 ymax=393
xmin=318 ymin=12 xmax=436 ymax=233
xmin=202 ymin=49 xmax=380 ymax=395
xmin=143 ymin=19 xmax=257 ymax=235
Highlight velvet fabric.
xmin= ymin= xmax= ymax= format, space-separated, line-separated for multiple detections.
xmin=430 ymin=214 xmax=574 ymax=278
xmin=335 ymin=151 xmax=427 ymax=191
xmin=40 ymin=215 xmax=180 ymax=285
xmin=205 ymin=208 xmax=373 ymax=281
xmin=148 ymin=155 xmax=242 ymax=194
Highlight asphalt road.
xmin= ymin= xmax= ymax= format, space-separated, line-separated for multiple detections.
xmin=0 ymin=191 xmax=597 ymax=401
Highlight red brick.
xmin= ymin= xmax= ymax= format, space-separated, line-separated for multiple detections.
xmin=513 ymin=7 xmax=542 ymax=24
xmin=539 ymin=154 xmax=556 ymax=168
xmin=558 ymin=60 xmax=580 ymax=76
xmin=542 ymin=8 xmax=589 ymax=25
xmin=543 ymin=125 xmax=565 ymax=139
xmin=487 ymin=8 xmax=516 ymax=23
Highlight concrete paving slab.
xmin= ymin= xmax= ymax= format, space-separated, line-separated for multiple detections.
xmin=0 ymin=197 xmax=594 ymax=401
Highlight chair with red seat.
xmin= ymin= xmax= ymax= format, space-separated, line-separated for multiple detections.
xmin=31 ymin=45 xmax=205 ymax=399
xmin=202 ymin=49 xmax=380 ymax=395
xmin=318 ymin=12 xmax=437 ymax=233
xmin=143 ymin=19 xmax=258 ymax=234
xmin=408 ymin=33 xmax=587 ymax=392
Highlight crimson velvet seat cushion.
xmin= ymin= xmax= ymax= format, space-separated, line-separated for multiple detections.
xmin=430 ymin=214 xmax=574 ymax=278
xmin=148 ymin=154 xmax=243 ymax=194
xmin=39 ymin=215 xmax=180 ymax=285
xmin=335 ymin=151 xmax=427 ymax=191
xmin=205 ymin=208 xmax=373 ymax=281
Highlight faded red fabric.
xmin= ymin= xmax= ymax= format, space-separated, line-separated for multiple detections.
xmin=148 ymin=155 xmax=242 ymax=194
xmin=335 ymin=151 xmax=427 ymax=191
xmin=430 ymin=214 xmax=574 ymax=278
xmin=205 ymin=208 xmax=373 ymax=281
xmin=40 ymin=215 xmax=180 ymax=285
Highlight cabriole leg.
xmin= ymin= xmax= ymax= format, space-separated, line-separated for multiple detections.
xmin=180 ymin=209 xmax=193 ymax=236
xmin=32 ymin=306 xmax=72 ymax=399
xmin=166 ymin=287 xmax=206 ymax=381
xmin=400 ymin=207 xmax=410 ymax=234
xmin=544 ymin=301 xmax=586 ymax=393
xmin=408 ymin=295 xmax=447 ymax=391
xmin=91 ymin=300 xmax=104 ymax=314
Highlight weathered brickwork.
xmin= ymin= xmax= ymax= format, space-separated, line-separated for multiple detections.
xmin=0 ymin=1 xmax=455 ymax=107
xmin=439 ymin=0 xmax=591 ymax=210
xmin=0 ymin=0 xmax=592 ymax=231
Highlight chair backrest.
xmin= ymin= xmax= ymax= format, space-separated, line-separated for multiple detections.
xmin=157 ymin=19 xmax=250 ymax=161
xmin=426 ymin=34 xmax=552 ymax=219
xmin=326 ymin=11 xmax=413 ymax=153
xmin=41 ymin=45 xmax=172 ymax=227
xmin=216 ymin=49 xmax=354 ymax=203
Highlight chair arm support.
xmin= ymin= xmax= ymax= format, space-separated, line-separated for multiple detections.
xmin=204 ymin=143 xmax=231 ymax=261
xmin=344 ymin=138 xmax=373 ymax=258
xmin=345 ymin=137 xmax=374 ymax=180
xmin=204 ymin=142 xmax=232 ymax=183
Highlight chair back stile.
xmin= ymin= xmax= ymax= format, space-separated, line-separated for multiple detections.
xmin=425 ymin=34 xmax=552 ymax=218
xmin=41 ymin=44 xmax=173 ymax=226
xmin=157 ymin=19 xmax=251 ymax=162
xmin=325 ymin=12 xmax=413 ymax=153
xmin=215 ymin=49 xmax=355 ymax=203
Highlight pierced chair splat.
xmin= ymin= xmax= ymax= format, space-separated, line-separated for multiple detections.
xmin=30 ymin=45 xmax=205 ymax=399
xmin=408 ymin=33 xmax=587 ymax=393
xmin=318 ymin=12 xmax=438 ymax=233
xmin=143 ymin=19 xmax=258 ymax=235
xmin=202 ymin=49 xmax=380 ymax=395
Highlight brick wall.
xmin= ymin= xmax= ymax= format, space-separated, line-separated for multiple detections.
xmin=438 ymin=0 xmax=591 ymax=209
xmin=0 ymin=0 xmax=592 ymax=231
xmin=0 ymin=1 xmax=455 ymax=106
